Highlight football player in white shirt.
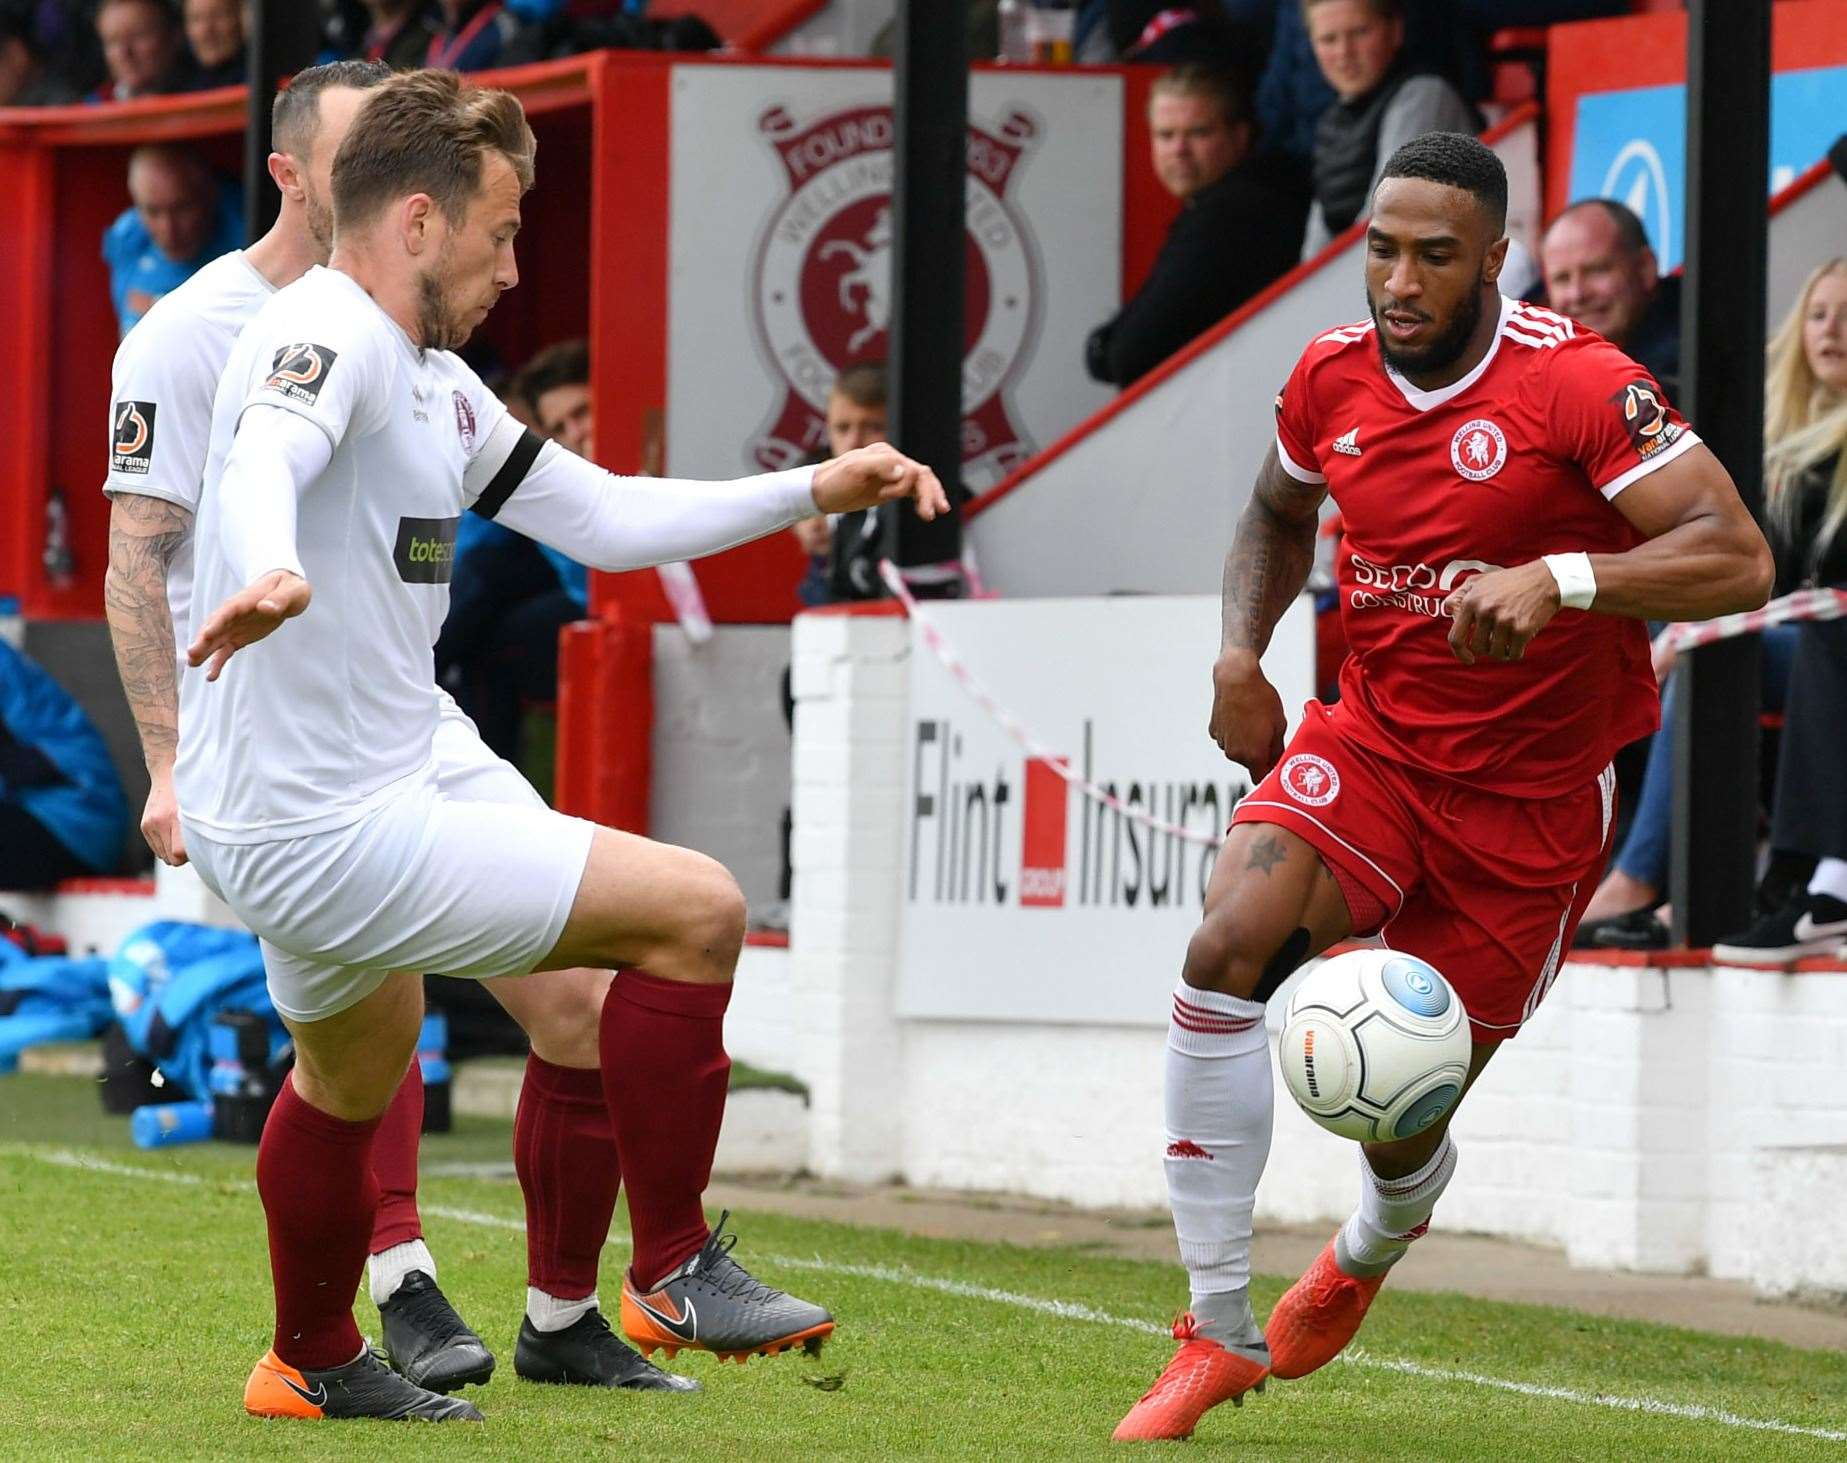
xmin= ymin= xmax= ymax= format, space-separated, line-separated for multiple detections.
xmin=181 ymin=70 xmax=950 ymax=1425
xmin=103 ymin=62 xmax=695 ymax=1412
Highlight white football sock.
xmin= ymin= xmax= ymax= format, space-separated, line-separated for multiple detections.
xmin=368 ymin=1238 xmax=435 ymax=1308
xmin=1164 ymin=977 xmax=1272 ymax=1346
xmin=1807 ymin=858 xmax=1847 ymax=904
xmin=526 ymin=1286 xmax=599 ymax=1333
xmin=1337 ymin=1134 xmax=1457 ymax=1277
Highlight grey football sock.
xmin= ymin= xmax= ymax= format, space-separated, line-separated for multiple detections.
xmin=1189 ymin=1285 xmax=1264 ymax=1349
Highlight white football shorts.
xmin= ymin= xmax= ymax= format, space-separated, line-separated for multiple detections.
xmin=184 ymin=697 xmax=596 ymax=1022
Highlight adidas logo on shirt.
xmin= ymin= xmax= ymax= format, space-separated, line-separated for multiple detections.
xmin=1332 ymin=428 xmax=1362 ymax=456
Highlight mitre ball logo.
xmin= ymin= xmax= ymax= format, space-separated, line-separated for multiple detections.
xmin=749 ymin=101 xmax=1043 ymax=489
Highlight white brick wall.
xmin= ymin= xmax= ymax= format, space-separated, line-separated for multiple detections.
xmin=734 ymin=603 xmax=1847 ymax=1296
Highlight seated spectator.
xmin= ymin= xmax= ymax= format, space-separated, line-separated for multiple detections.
xmin=0 ymin=640 xmax=127 ymax=889
xmin=0 ymin=12 xmax=81 ymax=106
xmin=359 ymin=0 xmax=438 ymax=69
xmin=1299 ymin=0 xmax=1476 ymax=258
xmin=427 ymin=0 xmax=514 ymax=71
xmin=180 ymin=0 xmax=242 ymax=89
xmin=92 ymin=0 xmax=188 ymax=101
xmin=1540 ymin=199 xmax=1681 ymax=402
xmin=1085 ymin=64 xmax=1307 ymax=388
xmin=434 ymin=348 xmax=590 ymax=767
xmin=1711 ymin=258 xmax=1847 ymax=964
xmin=103 ymin=144 xmax=241 ymax=334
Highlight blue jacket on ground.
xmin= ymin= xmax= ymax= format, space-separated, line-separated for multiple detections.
xmin=0 ymin=642 xmax=127 ymax=875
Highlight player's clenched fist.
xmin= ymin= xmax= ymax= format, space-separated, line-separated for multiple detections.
xmin=1208 ymin=648 xmax=1287 ymax=780
xmin=1444 ymin=561 xmax=1562 ymax=665
xmin=187 ymin=569 xmax=313 ymax=682
xmin=811 ymin=442 xmax=951 ymax=520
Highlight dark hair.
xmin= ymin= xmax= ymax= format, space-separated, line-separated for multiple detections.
xmin=1552 ymin=197 xmax=1650 ymax=256
xmin=272 ymin=59 xmax=391 ymax=161
xmin=517 ymin=339 xmax=589 ymax=403
xmin=831 ymin=361 xmax=887 ymax=408
xmin=1377 ymin=131 xmax=1507 ymax=233
xmin=98 ymin=0 xmax=177 ymax=29
xmin=1150 ymin=63 xmax=1254 ymax=131
xmin=332 ymin=69 xmax=536 ymax=231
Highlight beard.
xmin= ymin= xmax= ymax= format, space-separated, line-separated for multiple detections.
xmin=302 ymin=185 xmax=334 ymax=262
xmin=415 ymin=258 xmax=466 ymax=353
xmin=1370 ymin=280 xmax=1485 ymax=379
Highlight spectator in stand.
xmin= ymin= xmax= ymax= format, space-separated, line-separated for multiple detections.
xmin=434 ymin=345 xmax=590 ymax=766
xmin=791 ymin=362 xmax=891 ymax=606
xmin=1577 ymin=258 xmax=1846 ymax=950
xmin=358 ymin=0 xmax=438 ymax=68
xmin=1299 ymin=0 xmax=1476 ymax=258
xmin=92 ymin=0 xmax=188 ymax=101
xmin=180 ymin=0 xmax=241 ymax=89
xmin=426 ymin=0 xmax=514 ymax=71
xmin=526 ymin=336 xmax=593 ymax=459
xmin=1710 ymin=258 xmax=1847 ymax=965
xmin=0 ymin=640 xmax=127 ymax=888
xmin=0 ymin=11 xmax=80 ymax=105
xmin=102 ymin=144 xmax=241 ymax=334
xmin=1085 ymin=64 xmax=1307 ymax=388
xmin=1540 ymin=198 xmax=1681 ymax=401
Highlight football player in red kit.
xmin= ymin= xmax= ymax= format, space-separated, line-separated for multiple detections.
xmin=1115 ymin=132 xmax=1774 ymax=1442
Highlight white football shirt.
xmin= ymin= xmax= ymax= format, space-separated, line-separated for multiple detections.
xmin=176 ymin=266 xmax=512 ymax=844
xmin=102 ymin=250 xmax=276 ymax=640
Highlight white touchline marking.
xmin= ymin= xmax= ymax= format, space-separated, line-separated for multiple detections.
xmin=14 ymin=1145 xmax=1845 ymax=1444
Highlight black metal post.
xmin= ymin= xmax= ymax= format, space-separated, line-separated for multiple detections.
xmin=1670 ymin=0 xmax=1770 ymax=947
xmin=243 ymin=0 xmax=320 ymax=244
xmin=884 ymin=0 xmax=967 ymax=590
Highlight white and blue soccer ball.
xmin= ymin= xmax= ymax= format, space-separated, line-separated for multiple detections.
xmin=1277 ymin=949 xmax=1471 ymax=1143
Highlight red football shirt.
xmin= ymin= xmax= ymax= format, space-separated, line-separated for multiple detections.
xmin=1273 ymin=296 xmax=1693 ymax=797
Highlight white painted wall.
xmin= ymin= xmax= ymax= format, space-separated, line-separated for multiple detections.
xmin=749 ymin=606 xmax=1847 ymax=1297
xmin=649 ymin=624 xmax=793 ymax=913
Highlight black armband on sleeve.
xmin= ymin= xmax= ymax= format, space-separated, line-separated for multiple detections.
xmin=469 ymin=428 xmax=546 ymax=521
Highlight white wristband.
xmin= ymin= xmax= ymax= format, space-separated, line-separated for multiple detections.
xmin=1543 ymin=551 xmax=1597 ymax=611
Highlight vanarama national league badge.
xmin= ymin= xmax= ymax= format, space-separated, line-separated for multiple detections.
xmin=749 ymin=102 xmax=1043 ymax=489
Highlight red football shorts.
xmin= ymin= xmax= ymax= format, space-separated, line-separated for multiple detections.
xmin=1230 ymin=700 xmax=1616 ymax=1041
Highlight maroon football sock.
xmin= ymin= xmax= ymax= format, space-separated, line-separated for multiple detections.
xmin=599 ymin=970 xmax=732 ymax=1289
xmin=368 ymin=1061 xmax=424 ymax=1254
xmin=257 ymin=1073 xmax=382 ymax=1369
xmin=516 ymin=1052 xmax=621 ymax=1299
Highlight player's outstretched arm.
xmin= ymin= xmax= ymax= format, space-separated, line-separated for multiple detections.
xmin=1211 ymin=444 xmax=1327 ymax=778
xmin=103 ymin=492 xmax=192 ymax=865
xmin=475 ymin=431 xmax=947 ymax=572
xmin=186 ymin=405 xmax=326 ymax=681
xmin=1444 ymin=444 xmax=1775 ymax=665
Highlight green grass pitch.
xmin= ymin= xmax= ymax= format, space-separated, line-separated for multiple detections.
xmin=2 ymin=1073 xmax=1845 ymax=1460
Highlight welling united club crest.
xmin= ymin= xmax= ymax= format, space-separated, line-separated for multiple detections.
xmin=1450 ymin=417 xmax=1507 ymax=481
xmin=748 ymin=102 xmax=1043 ymax=488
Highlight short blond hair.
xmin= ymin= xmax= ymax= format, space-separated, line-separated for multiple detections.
xmin=331 ymin=69 xmax=535 ymax=232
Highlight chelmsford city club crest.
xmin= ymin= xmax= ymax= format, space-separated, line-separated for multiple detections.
xmin=749 ymin=101 xmax=1043 ymax=489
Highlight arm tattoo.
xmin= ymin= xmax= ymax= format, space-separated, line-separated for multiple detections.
xmin=1222 ymin=450 xmax=1325 ymax=657
xmin=1245 ymin=832 xmax=1288 ymax=875
xmin=104 ymin=493 xmax=192 ymax=772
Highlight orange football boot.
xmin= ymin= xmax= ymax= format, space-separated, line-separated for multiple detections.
xmin=1111 ymin=1314 xmax=1271 ymax=1442
xmin=1265 ymin=1232 xmax=1388 ymax=1379
xmin=244 ymin=1347 xmax=482 ymax=1421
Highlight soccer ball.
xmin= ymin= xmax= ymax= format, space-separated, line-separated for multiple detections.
xmin=1277 ymin=949 xmax=1471 ymax=1143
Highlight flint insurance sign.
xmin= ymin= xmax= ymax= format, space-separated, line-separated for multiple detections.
xmin=668 ymin=67 xmax=1121 ymax=489
xmin=896 ymin=595 xmax=1315 ymax=1027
